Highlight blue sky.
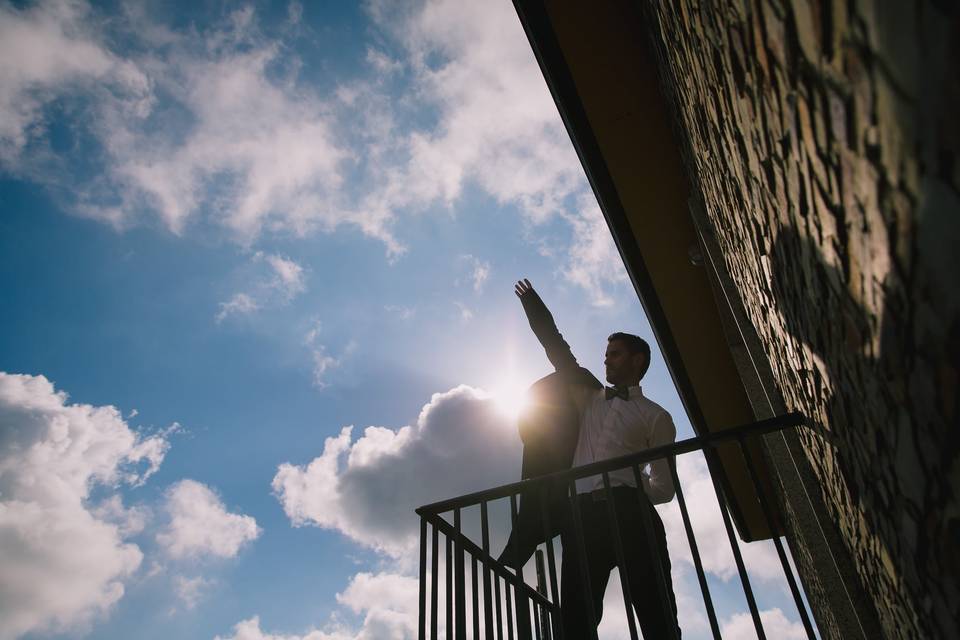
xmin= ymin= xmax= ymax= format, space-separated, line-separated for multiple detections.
xmin=0 ymin=2 xmax=812 ymax=639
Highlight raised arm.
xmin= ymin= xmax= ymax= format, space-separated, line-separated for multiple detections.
xmin=514 ymin=279 xmax=579 ymax=372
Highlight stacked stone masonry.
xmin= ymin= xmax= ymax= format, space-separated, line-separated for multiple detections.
xmin=643 ymin=1 xmax=958 ymax=639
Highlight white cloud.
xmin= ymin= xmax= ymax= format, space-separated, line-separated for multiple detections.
xmin=215 ymin=616 xmax=348 ymax=640
xmin=361 ymin=1 xmax=625 ymax=301
xmin=92 ymin=495 xmax=150 ymax=538
xmin=272 ymin=385 xmax=520 ymax=557
xmin=336 ymin=572 xmax=419 ymax=639
xmin=366 ymin=0 xmax=583 ymax=218
xmin=593 ymin=566 xmax=709 ymax=640
xmin=559 ymin=197 xmax=628 ymax=307
xmin=216 ymin=292 xmax=260 ymax=323
xmin=173 ymin=574 xmax=213 ymax=610
xmin=216 ymin=253 xmax=307 ymax=323
xmin=365 ymin=48 xmax=402 ymax=76
xmin=311 ymin=347 xmax=341 ymax=389
xmin=2 ymin=0 xmax=627 ymax=302
xmin=459 ymin=254 xmax=490 ymax=293
xmin=0 ymin=2 xmax=395 ymax=249
xmin=453 ymin=301 xmax=474 ymax=322
xmin=302 ymin=324 xmax=352 ymax=389
xmin=262 ymin=253 xmax=306 ymax=300
xmin=0 ymin=371 xmax=169 ymax=638
xmin=0 ymin=0 xmax=151 ymax=166
xmin=384 ymin=305 xmax=415 ymax=321
xmin=720 ymin=607 xmax=807 ymax=640
xmin=156 ymin=479 xmax=260 ymax=559
xmin=217 ymin=571 xmax=418 ymax=640
xmin=99 ymin=35 xmax=351 ymax=243
xmin=660 ymin=453 xmax=786 ymax=584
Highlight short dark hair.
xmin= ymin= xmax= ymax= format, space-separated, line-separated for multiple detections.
xmin=607 ymin=332 xmax=651 ymax=379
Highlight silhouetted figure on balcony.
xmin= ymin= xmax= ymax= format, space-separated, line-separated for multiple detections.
xmin=507 ymin=279 xmax=681 ymax=639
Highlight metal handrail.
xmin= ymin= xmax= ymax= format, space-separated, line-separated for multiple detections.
xmin=416 ymin=412 xmax=816 ymax=640
xmin=417 ymin=412 xmax=806 ymax=516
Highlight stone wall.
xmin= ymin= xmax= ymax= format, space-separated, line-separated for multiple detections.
xmin=642 ymin=1 xmax=959 ymax=638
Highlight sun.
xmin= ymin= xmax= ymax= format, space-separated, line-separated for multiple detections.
xmin=489 ymin=371 xmax=532 ymax=421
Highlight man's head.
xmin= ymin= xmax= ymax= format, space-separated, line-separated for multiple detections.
xmin=604 ymin=332 xmax=651 ymax=386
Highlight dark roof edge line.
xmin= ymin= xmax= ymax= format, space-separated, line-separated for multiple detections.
xmin=510 ymin=0 xmax=709 ymax=437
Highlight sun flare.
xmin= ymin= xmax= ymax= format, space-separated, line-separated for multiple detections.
xmin=492 ymin=385 xmax=531 ymax=420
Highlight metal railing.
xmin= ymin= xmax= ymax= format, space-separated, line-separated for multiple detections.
xmin=415 ymin=413 xmax=818 ymax=640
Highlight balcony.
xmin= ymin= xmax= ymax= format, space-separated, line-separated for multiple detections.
xmin=414 ymin=413 xmax=818 ymax=640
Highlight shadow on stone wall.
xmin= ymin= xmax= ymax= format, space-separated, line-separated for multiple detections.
xmin=770 ymin=222 xmax=958 ymax=635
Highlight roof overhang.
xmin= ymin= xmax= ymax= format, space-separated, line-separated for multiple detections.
xmin=513 ymin=0 xmax=782 ymax=540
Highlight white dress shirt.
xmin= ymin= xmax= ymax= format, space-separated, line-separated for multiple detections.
xmin=572 ymin=385 xmax=677 ymax=503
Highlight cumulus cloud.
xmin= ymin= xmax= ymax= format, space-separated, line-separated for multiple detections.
xmin=660 ymin=454 xmax=785 ymax=584
xmin=720 ymin=607 xmax=807 ymax=639
xmin=0 ymin=2 xmax=392 ymax=248
xmin=0 ymin=371 xmax=169 ymax=638
xmin=272 ymin=385 xmax=520 ymax=557
xmin=92 ymin=495 xmax=150 ymax=538
xmin=1 ymin=0 xmax=626 ymax=302
xmin=0 ymin=0 xmax=151 ymax=166
xmin=217 ymin=571 xmax=418 ymax=640
xmin=366 ymin=0 xmax=582 ymax=217
xmin=156 ymin=479 xmax=260 ymax=559
xmin=267 ymin=383 xmax=805 ymax=639
xmin=361 ymin=1 xmax=626 ymax=301
xmin=559 ymin=197 xmax=629 ymax=307
xmin=336 ymin=572 xmax=419 ymax=639
xmin=215 ymin=616 xmax=352 ymax=640
xmin=96 ymin=21 xmax=352 ymax=242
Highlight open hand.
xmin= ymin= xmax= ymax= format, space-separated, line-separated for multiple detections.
xmin=514 ymin=278 xmax=534 ymax=298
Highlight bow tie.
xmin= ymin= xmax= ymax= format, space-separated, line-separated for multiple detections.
xmin=605 ymin=386 xmax=630 ymax=401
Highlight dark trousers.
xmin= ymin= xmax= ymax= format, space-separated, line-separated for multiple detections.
xmin=560 ymin=488 xmax=680 ymax=639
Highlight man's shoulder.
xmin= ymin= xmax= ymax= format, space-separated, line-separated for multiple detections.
xmin=635 ymin=393 xmax=673 ymax=421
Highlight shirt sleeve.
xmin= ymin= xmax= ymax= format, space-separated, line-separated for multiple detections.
xmin=518 ymin=288 xmax=579 ymax=372
xmin=644 ymin=411 xmax=677 ymax=504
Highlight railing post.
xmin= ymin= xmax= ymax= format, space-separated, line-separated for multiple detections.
xmin=738 ymin=436 xmax=817 ymax=639
xmin=601 ymin=473 xmax=640 ymax=640
xmin=537 ymin=488 xmax=563 ymax=640
xmin=505 ymin=580 xmax=515 ymax=640
xmin=631 ymin=466 xmax=679 ymax=640
xmin=510 ymin=494 xmax=533 ymax=640
xmin=472 ymin=554 xmax=481 ymax=639
xmin=668 ymin=457 xmax=721 ymax=639
xmin=494 ymin=572 xmax=504 ymax=640
xmin=567 ymin=479 xmax=599 ymax=640
xmin=419 ymin=517 xmax=428 ymax=640
xmin=446 ymin=534 xmax=453 ymax=640
xmin=431 ymin=522 xmax=439 ymax=640
xmin=454 ymin=508 xmax=467 ymax=640
xmin=707 ymin=446 xmax=767 ymax=640
xmin=481 ymin=501 xmax=496 ymax=639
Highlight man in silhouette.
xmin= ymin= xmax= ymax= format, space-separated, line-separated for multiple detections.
xmin=513 ymin=278 xmax=680 ymax=639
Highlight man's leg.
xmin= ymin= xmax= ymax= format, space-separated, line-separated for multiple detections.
xmin=616 ymin=492 xmax=681 ymax=639
xmin=560 ymin=500 xmax=612 ymax=639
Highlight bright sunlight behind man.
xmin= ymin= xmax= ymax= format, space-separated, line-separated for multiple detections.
xmin=490 ymin=372 xmax=532 ymax=420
